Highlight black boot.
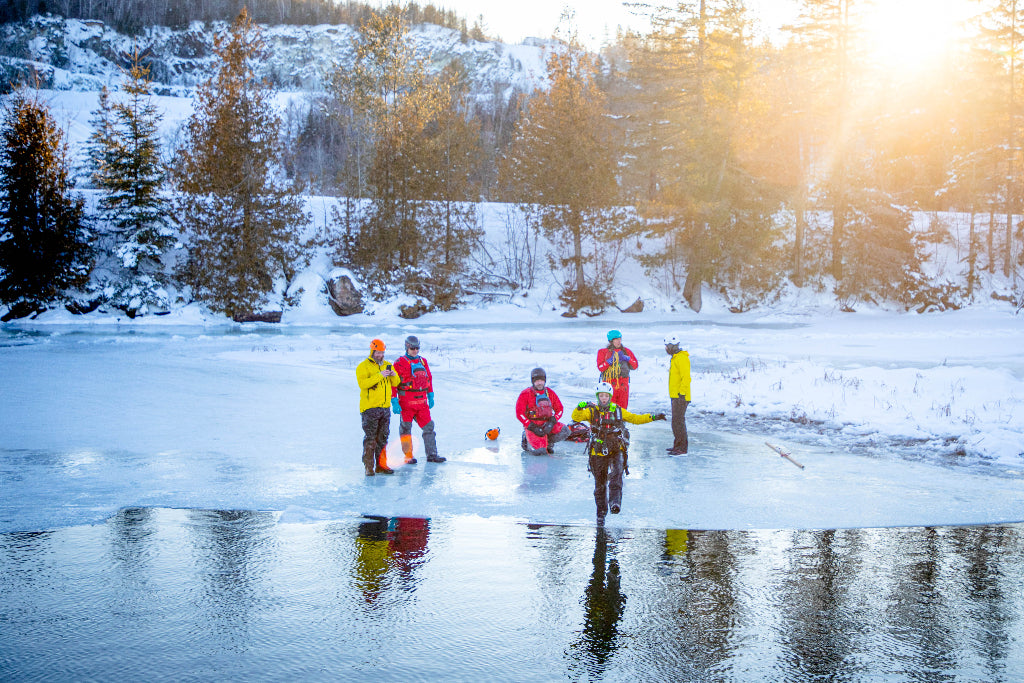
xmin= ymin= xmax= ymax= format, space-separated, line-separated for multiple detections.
xmin=365 ymin=465 xmax=375 ymax=476
xmin=427 ymin=455 xmax=446 ymax=463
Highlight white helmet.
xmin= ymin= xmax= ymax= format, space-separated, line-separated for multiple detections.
xmin=664 ymin=334 xmax=680 ymax=346
xmin=595 ymin=381 xmax=614 ymax=397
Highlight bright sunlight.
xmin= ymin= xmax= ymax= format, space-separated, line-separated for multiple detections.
xmin=860 ymin=0 xmax=976 ymax=74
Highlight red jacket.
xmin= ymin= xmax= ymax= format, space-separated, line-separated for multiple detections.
xmin=516 ymin=386 xmax=564 ymax=427
xmin=393 ymin=354 xmax=433 ymax=406
xmin=597 ymin=346 xmax=638 ymax=381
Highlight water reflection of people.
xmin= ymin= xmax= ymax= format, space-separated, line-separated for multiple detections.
xmin=568 ymin=528 xmax=626 ymax=677
xmin=664 ymin=528 xmax=689 ymax=559
xmin=354 ymin=516 xmax=430 ymax=604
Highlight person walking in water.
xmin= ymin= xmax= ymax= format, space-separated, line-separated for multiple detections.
xmin=573 ymin=382 xmax=665 ymax=524
xmin=516 ymin=367 xmax=570 ymax=455
xmin=664 ymin=335 xmax=691 ymax=455
xmin=596 ymin=330 xmax=638 ymax=409
xmin=356 ymin=338 xmax=400 ymax=476
xmin=392 ymin=335 xmax=445 ymax=464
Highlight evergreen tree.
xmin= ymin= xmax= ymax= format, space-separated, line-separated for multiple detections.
xmin=779 ymin=0 xmax=928 ymax=305
xmin=86 ymin=51 xmax=174 ymax=315
xmin=351 ymin=7 xmax=441 ymax=284
xmin=834 ymin=198 xmax=922 ymax=308
xmin=937 ymin=13 xmax=1005 ymax=300
xmin=327 ymin=7 xmax=483 ymax=305
xmin=0 ymin=89 xmax=91 ymax=318
xmin=623 ymin=0 xmax=780 ymax=312
xmin=977 ymin=0 xmax=1024 ymax=279
xmin=780 ymin=0 xmax=872 ymax=288
xmin=404 ymin=60 xmax=484 ymax=308
xmin=498 ymin=38 xmax=622 ymax=314
xmin=173 ymin=9 xmax=309 ymax=320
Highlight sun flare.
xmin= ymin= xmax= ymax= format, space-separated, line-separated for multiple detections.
xmin=860 ymin=0 xmax=976 ymax=74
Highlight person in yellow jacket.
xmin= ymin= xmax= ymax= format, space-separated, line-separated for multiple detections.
xmin=357 ymin=338 xmax=400 ymax=476
xmin=572 ymin=381 xmax=666 ymax=523
xmin=664 ymin=334 xmax=691 ymax=455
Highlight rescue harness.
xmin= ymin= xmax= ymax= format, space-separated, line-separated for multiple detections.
xmin=588 ymin=404 xmax=627 ymax=456
xmin=398 ymin=355 xmax=430 ymax=398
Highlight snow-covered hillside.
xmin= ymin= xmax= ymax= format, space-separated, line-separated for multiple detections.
xmin=0 ymin=15 xmax=551 ymax=96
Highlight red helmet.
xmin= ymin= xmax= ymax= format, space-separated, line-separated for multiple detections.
xmin=370 ymin=339 xmax=386 ymax=352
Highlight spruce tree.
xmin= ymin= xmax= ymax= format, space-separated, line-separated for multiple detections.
xmin=783 ymin=0 xmax=928 ymax=306
xmin=404 ymin=60 xmax=484 ymax=308
xmin=326 ymin=7 xmax=442 ymax=292
xmin=621 ymin=0 xmax=779 ymax=311
xmin=0 ymin=89 xmax=91 ymax=317
xmin=977 ymin=0 xmax=1024 ymax=279
xmin=173 ymin=9 xmax=308 ymax=320
xmin=497 ymin=39 xmax=621 ymax=314
xmin=86 ymin=51 xmax=174 ymax=314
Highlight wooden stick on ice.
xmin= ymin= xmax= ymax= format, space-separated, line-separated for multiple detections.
xmin=765 ymin=442 xmax=805 ymax=469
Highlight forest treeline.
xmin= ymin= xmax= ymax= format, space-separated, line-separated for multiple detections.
xmin=1 ymin=1 xmax=1023 ymax=322
xmin=0 ymin=0 xmax=489 ymax=38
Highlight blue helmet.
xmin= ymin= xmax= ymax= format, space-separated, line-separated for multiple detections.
xmin=607 ymin=329 xmax=622 ymax=342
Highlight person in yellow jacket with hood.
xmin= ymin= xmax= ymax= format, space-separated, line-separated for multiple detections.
xmin=572 ymin=381 xmax=666 ymax=523
xmin=664 ymin=334 xmax=691 ymax=455
xmin=357 ymin=338 xmax=401 ymax=476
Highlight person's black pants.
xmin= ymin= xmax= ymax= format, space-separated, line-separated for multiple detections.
xmin=589 ymin=450 xmax=625 ymax=517
xmin=361 ymin=407 xmax=390 ymax=469
xmin=671 ymin=397 xmax=689 ymax=453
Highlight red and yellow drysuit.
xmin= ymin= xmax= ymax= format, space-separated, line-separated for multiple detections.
xmin=596 ymin=345 xmax=639 ymax=408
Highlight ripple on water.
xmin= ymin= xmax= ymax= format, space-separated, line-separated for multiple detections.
xmin=2 ymin=511 xmax=1024 ymax=681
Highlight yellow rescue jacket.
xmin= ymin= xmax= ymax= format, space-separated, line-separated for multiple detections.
xmin=571 ymin=403 xmax=655 ymax=426
xmin=669 ymin=350 xmax=691 ymax=400
xmin=571 ymin=402 xmax=655 ymax=457
xmin=357 ymin=354 xmax=400 ymax=412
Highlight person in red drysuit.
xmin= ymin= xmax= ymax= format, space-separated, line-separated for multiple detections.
xmin=596 ymin=329 xmax=639 ymax=408
xmin=515 ymin=367 xmax=570 ymax=455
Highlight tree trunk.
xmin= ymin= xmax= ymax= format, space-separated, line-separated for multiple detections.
xmin=683 ymin=266 xmax=702 ymax=313
xmin=1005 ymin=212 xmax=1014 ymax=277
xmin=573 ymin=210 xmax=585 ymax=302
xmin=831 ymin=200 xmax=844 ymax=283
xmin=1006 ymin=0 xmax=1017 ymax=278
xmin=989 ymin=207 xmax=996 ymax=273
xmin=793 ymin=190 xmax=806 ymax=287
xmin=793 ymin=128 xmax=807 ymax=287
xmin=968 ymin=211 xmax=977 ymax=300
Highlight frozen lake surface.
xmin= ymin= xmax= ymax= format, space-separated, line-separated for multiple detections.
xmin=2 ymin=315 xmax=1023 ymax=679
xmin=1 ymin=317 xmax=1022 ymax=533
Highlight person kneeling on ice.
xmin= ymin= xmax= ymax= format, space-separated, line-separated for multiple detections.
xmin=516 ymin=367 xmax=570 ymax=455
xmin=392 ymin=335 xmax=445 ymax=464
xmin=572 ymin=381 xmax=666 ymax=523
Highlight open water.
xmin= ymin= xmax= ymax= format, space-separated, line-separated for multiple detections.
xmin=2 ymin=511 xmax=1023 ymax=681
